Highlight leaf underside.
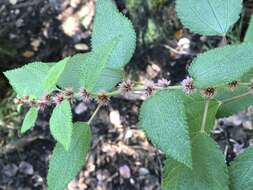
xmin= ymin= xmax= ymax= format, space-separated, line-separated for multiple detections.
xmin=189 ymin=43 xmax=253 ymax=88
xmin=47 ymin=122 xmax=91 ymax=190
xmin=176 ymin=0 xmax=242 ymax=36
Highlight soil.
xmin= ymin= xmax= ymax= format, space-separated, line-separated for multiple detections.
xmin=0 ymin=0 xmax=253 ymax=190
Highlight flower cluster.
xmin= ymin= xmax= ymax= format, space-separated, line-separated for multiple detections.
xmin=181 ymin=76 xmax=195 ymax=94
xmin=201 ymin=87 xmax=216 ymax=98
xmin=118 ymin=78 xmax=171 ymax=97
xmin=14 ymin=87 xmax=93 ymax=111
xmin=118 ymin=80 xmax=134 ymax=95
xmin=228 ymin=81 xmax=240 ymax=91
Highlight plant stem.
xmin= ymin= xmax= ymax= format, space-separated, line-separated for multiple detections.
xmin=87 ymin=104 xmax=102 ymax=125
xmin=95 ymin=85 xmax=182 ymax=97
xmin=221 ymin=91 xmax=252 ymax=104
xmin=201 ymin=99 xmax=209 ymax=133
xmin=240 ymin=82 xmax=251 ymax=86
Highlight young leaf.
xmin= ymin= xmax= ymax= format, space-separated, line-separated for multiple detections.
xmin=49 ymin=100 xmax=73 ymax=150
xmin=183 ymin=93 xmax=220 ymax=135
xmin=3 ymin=62 xmax=52 ymax=97
xmin=21 ymin=107 xmax=39 ymax=133
xmin=189 ymin=43 xmax=253 ymax=88
xmin=139 ymin=90 xmax=192 ymax=168
xmin=58 ymin=38 xmax=121 ymax=93
xmin=163 ymin=133 xmax=229 ymax=190
xmin=216 ymin=86 xmax=253 ymax=118
xmin=244 ymin=14 xmax=253 ymax=42
xmin=91 ymin=0 xmax=136 ymax=68
xmin=47 ymin=122 xmax=91 ymax=190
xmin=229 ymin=147 xmax=253 ymax=190
xmin=44 ymin=57 xmax=70 ymax=92
xmin=176 ymin=0 xmax=242 ymax=36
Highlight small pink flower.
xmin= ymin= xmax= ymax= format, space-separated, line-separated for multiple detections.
xmin=38 ymin=100 xmax=47 ymax=111
xmin=54 ymin=93 xmax=64 ymax=105
xmin=64 ymin=88 xmax=74 ymax=99
xmin=118 ymin=80 xmax=133 ymax=94
xmin=96 ymin=94 xmax=109 ymax=106
xmin=79 ymin=88 xmax=92 ymax=103
xmin=181 ymin=76 xmax=195 ymax=94
xmin=157 ymin=78 xmax=171 ymax=87
xmin=144 ymin=81 xmax=155 ymax=96
xmin=40 ymin=94 xmax=51 ymax=105
xmin=14 ymin=97 xmax=24 ymax=105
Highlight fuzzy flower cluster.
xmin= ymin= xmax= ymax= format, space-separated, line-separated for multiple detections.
xmin=181 ymin=76 xmax=195 ymax=94
xmin=201 ymin=87 xmax=216 ymax=98
xmin=144 ymin=79 xmax=171 ymax=96
xmin=14 ymin=87 xmax=93 ymax=111
xmin=118 ymin=80 xmax=134 ymax=95
xmin=118 ymin=78 xmax=171 ymax=97
xmin=228 ymin=81 xmax=240 ymax=91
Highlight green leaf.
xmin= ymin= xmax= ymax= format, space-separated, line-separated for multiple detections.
xmin=244 ymin=14 xmax=253 ymax=42
xmin=21 ymin=107 xmax=39 ymax=133
xmin=91 ymin=0 xmax=136 ymax=68
xmin=163 ymin=134 xmax=229 ymax=190
xmin=183 ymin=93 xmax=220 ymax=135
xmin=49 ymin=100 xmax=73 ymax=150
xmin=92 ymin=66 xmax=123 ymax=92
xmin=229 ymin=147 xmax=253 ymax=190
xmin=44 ymin=57 xmax=70 ymax=92
xmin=47 ymin=122 xmax=91 ymax=190
xmin=3 ymin=62 xmax=52 ymax=97
xmin=241 ymin=69 xmax=253 ymax=82
xmin=216 ymin=86 xmax=253 ymax=118
xmin=57 ymin=53 xmax=89 ymax=92
xmin=139 ymin=90 xmax=192 ymax=167
xmin=189 ymin=43 xmax=253 ymax=88
xmin=58 ymin=38 xmax=121 ymax=93
xmin=176 ymin=0 xmax=242 ymax=36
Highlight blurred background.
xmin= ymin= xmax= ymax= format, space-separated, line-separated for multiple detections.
xmin=0 ymin=0 xmax=253 ymax=189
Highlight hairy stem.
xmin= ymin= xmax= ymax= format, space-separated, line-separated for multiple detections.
xmin=221 ymin=91 xmax=252 ymax=104
xmin=201 ymin=99 xmax=210 ymax=133
xmin=87 ymin=104 xmax=102 ymax=125
xmin=94 ymin=85 xmax=182 ymax=97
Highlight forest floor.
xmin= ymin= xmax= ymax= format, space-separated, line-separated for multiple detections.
xmin=0 ymin=0 xmax=253 ymax=190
